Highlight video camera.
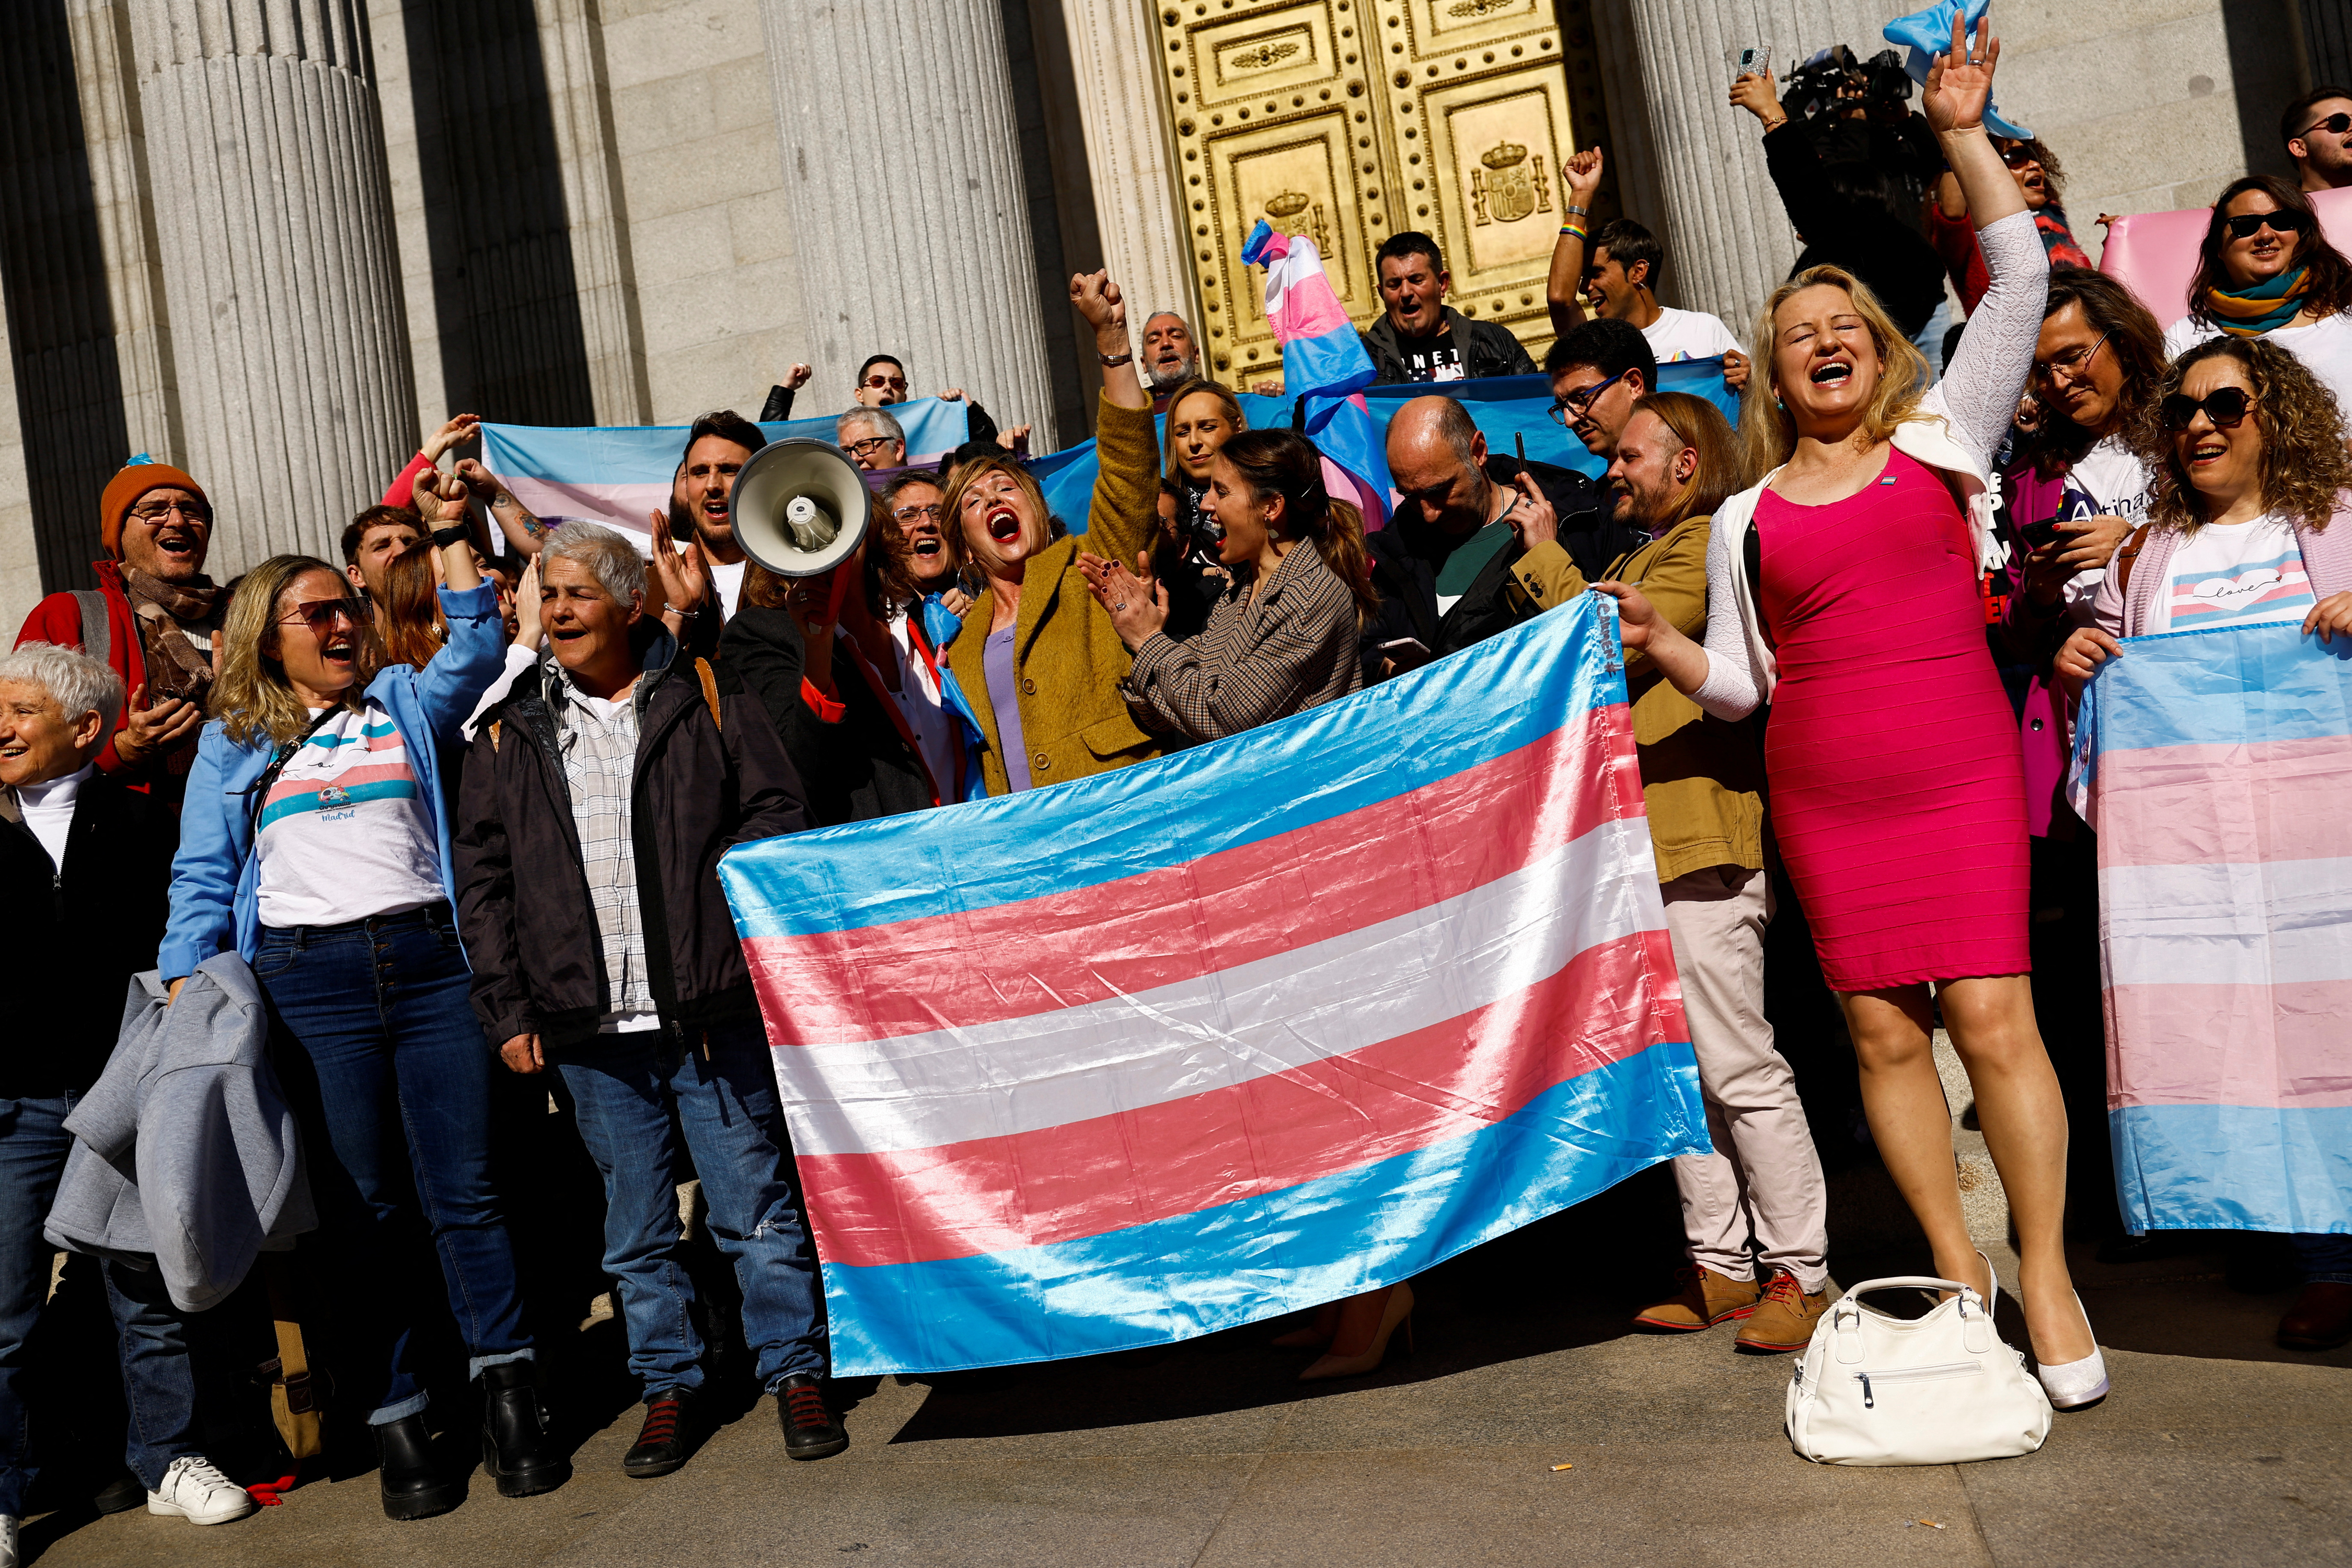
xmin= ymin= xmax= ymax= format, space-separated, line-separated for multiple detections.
xmin=1778 ymin=45 xmax=1913 ymax=128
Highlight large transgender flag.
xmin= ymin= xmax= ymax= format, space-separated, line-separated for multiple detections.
xmin=2072 ymin=620 xmax=2352 ymax=1236
xmin=719 ymin=595 xmax=1707 ymax=1374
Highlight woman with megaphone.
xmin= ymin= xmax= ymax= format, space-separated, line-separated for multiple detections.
xmin=937 ymin=270 xmax=1166 ymax=794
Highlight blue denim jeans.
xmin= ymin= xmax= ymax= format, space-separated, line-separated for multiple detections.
xmin=554 ymin=1017 xmax=825 ymax=1396
xmin=257 ymin=905 xmax=530 ymax=1423
xmin=0 ymin=1093 xmax=200 ymax=1513
xmin=2291 ymin=1232 xmax=2352 ymax=1284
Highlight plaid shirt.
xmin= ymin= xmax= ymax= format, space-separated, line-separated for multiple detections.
xmin=554 ymin=668 xmax=653 ymax=1024
xmin=1122 ymin=539 xmax=1363 ymax=741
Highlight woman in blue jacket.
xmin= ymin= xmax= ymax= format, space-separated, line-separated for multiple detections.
xmin=160 ymin=482 xmax=564 ymax=1520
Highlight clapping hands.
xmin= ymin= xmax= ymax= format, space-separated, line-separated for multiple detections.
xmin=1077 ymin=550 xmax=1169 ymax=649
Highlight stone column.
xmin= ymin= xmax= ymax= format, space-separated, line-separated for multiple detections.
xmin=1057 ymin=0 xmax=1197 ymax=343
xmin=759 ymin=0 xmax=1056 ymax=448
xmin=536 ymin=0 xmax=651 ymax=428
xmin=131 ymin=0 xmax=417 ymax=570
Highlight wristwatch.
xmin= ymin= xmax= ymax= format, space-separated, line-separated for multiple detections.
xmin=429 ymin=523 xmax=472 ymax=548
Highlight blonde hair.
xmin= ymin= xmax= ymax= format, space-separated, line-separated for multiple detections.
xmin=942 ymin=456 xmax=1058 ymax=580
xmin=212 ymin=555 xmax=379 ymax=750
xmin=1740 ymin=264 xmax=1932 ymax=481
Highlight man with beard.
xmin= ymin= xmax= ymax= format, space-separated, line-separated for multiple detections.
xmin=642 ymin=409 xmax=764 ymax=657
xmin=1140 ymin=312 xmax=1201 ymax=410
xmin=2284 ymin=85 xmax=2352 ymax=193
xmin=15 ymin=459 xmax=221 ymax=797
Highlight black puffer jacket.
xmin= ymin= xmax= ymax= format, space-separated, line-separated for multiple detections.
xmin=453 ymin=632 xmax=810 ymax=1053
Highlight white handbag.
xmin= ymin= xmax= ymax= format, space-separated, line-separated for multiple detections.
xmin=1784 ymin=1274 xmax=2053 ymax=1466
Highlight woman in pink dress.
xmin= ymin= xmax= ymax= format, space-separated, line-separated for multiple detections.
xmin=1601 ymin=15 xmax=2106 ymax=1410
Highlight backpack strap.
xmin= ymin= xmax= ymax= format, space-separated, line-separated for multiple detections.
xmin=70 ymin=589 xmax=112 ymax=671
xmin=2113 ymin=523 xmax=2154 ymax=604
xmin=487 ymin=720 xmax=501 ymax=753
xmin=694 ymin=657 xmax=722 ymax=733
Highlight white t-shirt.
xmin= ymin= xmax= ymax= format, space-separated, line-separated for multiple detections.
xmin=2045 ymin=435 xmax=2157 ymax=620
xmin=2163 ymin=310 xmax=2352 ymax=420
xmin=2146 ymin=514 xmax=2315 ymax=634
xmin=886 ymin=614 xmax=958 ymax=804
xmin=256 ymin=705 xmax=444 ymax=928
xmin=710 ymin=559 xmax=746 ymax=620
xmin=1641 ymin=306 xmax=1743 ymax=364
xmin=16 ymin=763 xmax=91 ymax=870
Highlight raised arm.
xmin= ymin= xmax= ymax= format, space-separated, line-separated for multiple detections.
xmin=1071 ymin=270 xmax=1162 ymax=568
xmin=1544 ymin=147 xmax=1605 ymax=336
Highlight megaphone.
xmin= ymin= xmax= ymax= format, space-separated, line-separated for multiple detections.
xmin=729 ymin=437 xmax=872 ymax=578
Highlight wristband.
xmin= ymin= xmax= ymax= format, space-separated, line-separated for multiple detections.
xmin=430 ymin=523 xmax=472 ymax=548
xmin=1559 ymin=224 xmax=1587 ymax=240
xmin=1099 ymin=351 xmax=1134 ymax=367
xmin=1565 ymin=203 xmax=1589 ymax=217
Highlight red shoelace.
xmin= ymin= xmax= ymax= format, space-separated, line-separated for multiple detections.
xmin=783 ymin=1386 xmax=830 ymax=1427
xmin=637 ymin=1397 xmax=684 ymax=1444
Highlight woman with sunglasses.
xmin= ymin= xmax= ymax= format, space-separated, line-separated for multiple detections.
xmin=2162 ymin=176 xmax=2352 ymax=415
xmin=1927 ymin=135 xmax=2091 ymax=317
xmin=2055 ymin=334 xmax=2352 ymax=1352
xmin=158 ymin=473 xmax=566 ymax=1520
xmin=1601 ymin=16 xmax=2113 ymax=1408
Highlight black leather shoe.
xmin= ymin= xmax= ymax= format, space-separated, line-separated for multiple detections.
xmin=375 ymin=1413 xmax=463 ymax=1521
xmin=622 ymin=1388 xmax=698 ymax=1479
xmin=91 ymin=1469 xmax=145 ymax=1515
xmin=775 ymin=1374 xmax=848 ymax=1460
xmin=479 ymin=1362 xmax=571 ymax=1498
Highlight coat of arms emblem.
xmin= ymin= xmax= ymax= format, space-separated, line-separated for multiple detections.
xmin=1470 ymin=141 xmax=1551 ymax=226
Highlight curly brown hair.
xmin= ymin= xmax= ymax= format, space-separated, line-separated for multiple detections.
xmin=2128 ymin=336 xmax=2352 ymax=533
xmin=1993 ymin=135 xmax=2066 ymax=205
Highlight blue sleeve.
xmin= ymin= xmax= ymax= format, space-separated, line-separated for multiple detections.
xmin=417 ymin=583 xmax=509 ymax=743
xmin=159 ymin=724 xmax=245 ymax=982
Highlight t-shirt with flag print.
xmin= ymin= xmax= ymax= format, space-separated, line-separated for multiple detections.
xmin=2147 ymin=515 xmax=2315 ymax=634
xmin=253 ymin=703 xmax=444 ymax=929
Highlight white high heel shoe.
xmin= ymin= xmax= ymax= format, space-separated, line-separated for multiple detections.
xmin=2033 ymin=1290 xmax=2109 ymax=1411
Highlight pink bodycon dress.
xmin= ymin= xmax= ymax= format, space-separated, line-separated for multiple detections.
xmin=1753 ymin=448 xmax=2031 ymax=990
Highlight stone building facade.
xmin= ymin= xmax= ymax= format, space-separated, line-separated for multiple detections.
xmin=0 ymin=0 xmax=2337 ymax=632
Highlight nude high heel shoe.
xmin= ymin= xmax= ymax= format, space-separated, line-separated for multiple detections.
xmin=2034 ymin=1292 xmax=2109 ymax=1411
xmin=1299 ymin=1283 xmax=1414 ymax=1381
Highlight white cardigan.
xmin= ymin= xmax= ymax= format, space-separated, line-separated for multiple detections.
xmin=1691 ymin=210 xmax=2049 ymax=721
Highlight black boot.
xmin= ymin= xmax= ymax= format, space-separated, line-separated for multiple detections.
xmin=479 ymin=1362 xmax=571 ymax=1498
xmin=375 ymin=1414 xmax=463 ymax=1521
xmin=776 ymin=1373 xmax=848 ymax=1460
xmin=622 ymin=1388 xmax=698 ymax=1479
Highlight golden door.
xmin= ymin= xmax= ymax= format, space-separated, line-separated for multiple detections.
xmin=1155 ymin=0 xmax=1611 ymax=383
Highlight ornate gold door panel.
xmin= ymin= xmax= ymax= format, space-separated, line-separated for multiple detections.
xmin=1155 ymin=0 xmax=1601 ymax=381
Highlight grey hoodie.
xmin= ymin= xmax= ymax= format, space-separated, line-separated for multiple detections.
xmin=44 ymin=954 xmax=317 ymax=1312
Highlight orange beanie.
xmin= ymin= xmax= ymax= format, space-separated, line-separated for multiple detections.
xmin=99 ymin=459 xmax=208 ymax=560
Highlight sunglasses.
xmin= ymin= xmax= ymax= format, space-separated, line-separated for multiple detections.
xmin=2223 ymin=208 xmax=2311 ymax=239
xmin=2159 ymin=386 xmax=2253 ymax=432
xmin=277 ymin=598 xmax=359 ymax=634
xmin=861 ymin=374 xmax=909 ymax=393
xmin=2302 ymin=111 xmax=2352 ymax=139
xmin=1548 ymin=367 xmax=1629 ymax=424
xmin=1998 ymin=143 xmax=2039 ymax=168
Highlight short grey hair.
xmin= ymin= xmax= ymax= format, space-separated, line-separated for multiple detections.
xmin=837 ymin=406 xmax=905 ymax=446
xmin=0 ymin=642 xmax=126 ymax=734
xmin=540 ymin=521 xmax=647 ymax=606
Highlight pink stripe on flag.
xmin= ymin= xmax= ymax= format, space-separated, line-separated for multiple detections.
xmin=797 ymin=929 xmax=1682 ymax=1268
xmin=2105 ymin=977 xmax=2352 ymax=1110
xmin=743 ymin=707 xmax=1642 ymax=1045
xmin=2093 ymin=736 xmax=2352 ymax=867
xmin=271 ymin=762 xmax=414 ymax=797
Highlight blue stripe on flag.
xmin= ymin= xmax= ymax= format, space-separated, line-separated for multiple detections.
xmin=2086 ymin=618 xmax=2352 ymax=756
xmin=2114 ymin=1102 xmax=2352 ymax=1235
xmin=721 ymin=590 xmax=1626 ymax=937
xmin=482 ymin=399 xmax=972 ymax=482
xmin=817 ymin=1041 xmax=1705 ymax=1376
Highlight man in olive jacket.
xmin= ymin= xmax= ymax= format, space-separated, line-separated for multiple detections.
xmin=452 ymin=523 xmax=845 ymax=1482
xmin=1512 ymin=393 xmax=1830 ymax=1357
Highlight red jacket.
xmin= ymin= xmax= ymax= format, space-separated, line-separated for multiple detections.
xmin=16 ymin=561 xmax=156 ymax=783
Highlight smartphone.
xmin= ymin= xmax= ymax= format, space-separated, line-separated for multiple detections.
xmin=1378 ymin=636 xmax=1433 ymax=668
xmin=2020 ymin=517 xmax=2063 ymax=550
xmin=1727 ymin=43 xmax=1772 ymax=84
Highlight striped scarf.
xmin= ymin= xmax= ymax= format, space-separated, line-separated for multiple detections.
xmin=2206 ymin=266 xmax=2309 ymax=337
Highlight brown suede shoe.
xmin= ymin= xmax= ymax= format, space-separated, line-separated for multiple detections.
xmin=1735 ymin=1272 xmax=1828 ymax=1353
xmin=1632 ymin=1265 xmax=1762 ymax=1332
xmin=2277 ymin=1281 xmax=2352 ymax=1351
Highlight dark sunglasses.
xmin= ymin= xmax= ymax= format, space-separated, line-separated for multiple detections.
xmin=2302 ymin=111 xmax=2352 ymax=139
xmin=2159 ymin=386 xmax=2253 ymax=432
xmin=2223 ymin=208 xmax=2311 ymax=239
xmin=276 ymin=598 xmax=359 ymax=633
xmin=861 ymin=374 xmax=909 ymax=392
xmin=1998 ymin=143 xmax=2039 ymax=168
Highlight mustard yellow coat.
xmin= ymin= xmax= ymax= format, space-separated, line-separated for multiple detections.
xmin=949 ymin=395 xmax=1166 ymax=796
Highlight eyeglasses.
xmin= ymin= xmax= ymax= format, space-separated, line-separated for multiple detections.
xmin=892 ymin=502 xmax=943 ymax=524
xmin=2159 ymin=386 xmax=2253 ymax=432
xmin=861 ymin=374 xmax=909 ymax=393
xmin=2223 ymin=208 xmax=2311 ymax=239
xmin=845 ymin=435 xmax=901 ymax=460
xmin=1548 ymin=367 xmax=1629 ymax=424
xmin=2301 ymin=111 xmax=2352 ymax=139
xmin=276 ymin=599 xmax=359 ymax=633
xmin=128 ymin=499 xmax=212 ymax=525
xmin=2032 ymin=330 xmax=2110 ymax=388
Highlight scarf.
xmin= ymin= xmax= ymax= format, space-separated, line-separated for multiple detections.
xmin=120 ymin=568 xmax=224 ymax=705
xmin=2206 ymin=265 xmax=2310 ymax=337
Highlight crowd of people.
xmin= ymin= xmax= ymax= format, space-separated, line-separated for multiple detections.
xmin=4 ymin=15 xmax=2349 ymax=1549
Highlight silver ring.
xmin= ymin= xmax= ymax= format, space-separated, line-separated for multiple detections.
xmin=1114 ymin=601 xmax=1128 ymax=610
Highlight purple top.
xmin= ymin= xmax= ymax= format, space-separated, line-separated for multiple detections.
xmin=983 ymin=626 xmax=1033 ymax=792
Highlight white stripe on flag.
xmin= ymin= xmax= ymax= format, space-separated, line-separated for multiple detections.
xmin=2101 ymin=857 xmax=2352 ymax=987
xmin=773 ymin=818 xmax=1663 ymax=1158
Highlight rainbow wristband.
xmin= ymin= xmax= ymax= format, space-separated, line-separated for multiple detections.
xmin=1559 ymin=223 xmax=1586 ymax=240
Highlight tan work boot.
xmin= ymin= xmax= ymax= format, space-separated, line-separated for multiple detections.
xmin=1735 ymin=1271 xmax=1828 ymax=1353
xmin=1632 ymin=1264 xmax=1762 ymax=1332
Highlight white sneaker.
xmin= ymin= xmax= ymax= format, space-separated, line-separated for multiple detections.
xmin=1 ymin=1514 xmax=19 ymax=1568
xmin=145 ymin=1455 xmax=256 ymax=1525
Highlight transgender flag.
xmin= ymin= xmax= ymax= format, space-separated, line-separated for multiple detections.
xmin=2073 ymin=619 xmax=2352 ymax=1236
xmin=719 ymin=595 xmax=1706 ymax=1374
xmin=1243 ymin=219 xmax=1391 ymax=522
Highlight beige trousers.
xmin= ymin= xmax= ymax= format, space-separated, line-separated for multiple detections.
xmin=1659 ymin=866 xmax=1829 ymax=1293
